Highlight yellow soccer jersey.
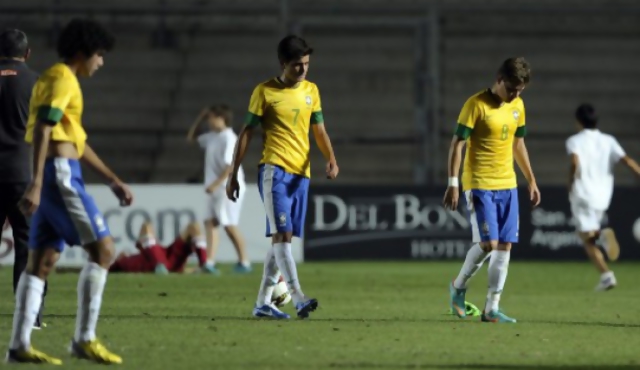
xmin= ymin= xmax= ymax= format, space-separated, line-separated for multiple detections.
xmin=456 ymin=89 xmax=527 ymax=191
xmin=245 ymin=78 xmax=323 ymax=177
xmin=25 ymin=63 xmax=87 ymax=156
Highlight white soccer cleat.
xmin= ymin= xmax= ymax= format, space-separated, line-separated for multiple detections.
xmin=595 ymin=272 xmax=617 ymax=291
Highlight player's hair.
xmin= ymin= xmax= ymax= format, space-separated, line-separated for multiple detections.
xmin=498 ymin=57 xmax=531 ymax=86
xmin=0 ymin=29 xmax=29 ymax=58
xmin=208 ymin=104 xmax=233 ymax=126
xmin=575 ymin=103 xmax=598 ymax=128
xmin=57 ymin=18 xmax=115 ymax=60
xmin=277 ymin=35 xmax=313 ymax=64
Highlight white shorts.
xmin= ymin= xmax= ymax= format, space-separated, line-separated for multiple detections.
xmin=570 ymin=201 xmax=605 ymax=233
xmin=205 ymin=188 xmax=244 ymax=226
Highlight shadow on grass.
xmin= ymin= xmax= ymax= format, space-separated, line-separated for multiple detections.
xmin=1 ymin=313 xmax=639 ymax=329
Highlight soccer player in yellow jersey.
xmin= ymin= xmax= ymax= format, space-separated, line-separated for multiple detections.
xmin=226 ymin=35 xmax=339 ymax=319
xmin=443 ymin=57 xmax=541 ymax=324
xmin=6 ymin=19 xmax=131 ymax=365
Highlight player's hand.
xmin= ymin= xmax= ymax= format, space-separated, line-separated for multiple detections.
xmin=529 ymin=182 xmax=541 ymax=207
xmin=19 ymin=182 xmax=42 ymax=216
xmin=110 ymin=180 xmax=133 ymax=207
xmin=205 ymin=184 xmax=217 ymax=194
xmin=442 ymin=186 xmax=459 ymax=210
xmin=326 ymin=160 xmax=339 ymax=179
xmin=226 ymin=175 xmax=240 ymax=202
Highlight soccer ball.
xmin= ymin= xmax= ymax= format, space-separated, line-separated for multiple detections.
xmin=271 ymin=280 xmax=291 ymax=307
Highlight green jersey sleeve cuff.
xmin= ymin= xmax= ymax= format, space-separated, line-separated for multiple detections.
xmin=455 ymin=124 xmax=473 ymax=139
xmin=515 ymin=126 xmax=527 ymax=137
xmin=244 ymin=112 xmax=262 ymax=127
xmin=310 ymin=111 xmax=324 ymax=124
xmin=37 ymin=106 xmax=63 ymax=124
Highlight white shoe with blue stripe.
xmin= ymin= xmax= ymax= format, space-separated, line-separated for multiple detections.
xmin=253 ymin=304 xmax=291 ymax=319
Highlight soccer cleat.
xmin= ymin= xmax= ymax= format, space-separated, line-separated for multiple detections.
xmin=481 ymin=310 xmax=517 ymax=323
xmin=33 ymin=322 xmax=47 ymax=330
xmin=70 ymin=339 xmax=123 ymax=364
xmin=154 ymin=264 xmax=169 ymax=275
xmin=295 ymin=298 xmax=318 ymax=319
xmin=253 ymin=304 xmax=291 ymax=319
xmin=449 ymin=281 xmax=467 ymax=318
xmin=233 ymin=263 xmax=252 ymax=274
xmin=595 ymin=275 xmax=617 ymax=291
xmin=600 ymin=228 xmax=620 ymax=262
xmin=201 ymin=264 xmax=221 ymax=275
xmin=5 ymin=347 xmax=62 ymax=365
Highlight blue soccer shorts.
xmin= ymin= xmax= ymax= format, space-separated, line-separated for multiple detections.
xmin=29 ymin=158 xmax=111 ymax=251
xmin=258 ymin=164 xmax=310 ymax=238
xmin=464 ymin=188 xmax=519 ymax=244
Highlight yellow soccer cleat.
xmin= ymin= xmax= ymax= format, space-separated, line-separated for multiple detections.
xmin=5 ymin=347 xmax=63 ymax=365
xmin=70 ymin=339 xmax=123 ymax=364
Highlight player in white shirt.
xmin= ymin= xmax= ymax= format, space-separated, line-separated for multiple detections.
xmin=188 ymin=105 xmax=251 ymax=274
xmin=567 ymin=104 xmax=640 ymax=291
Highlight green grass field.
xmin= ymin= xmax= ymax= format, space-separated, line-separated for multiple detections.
xmin=1 ymin=262 xmax=639 ymax=369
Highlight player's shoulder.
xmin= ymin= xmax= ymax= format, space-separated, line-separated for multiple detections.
xmin=465 ymin=89 xmax=492 ymax=107
xmin=38 ymin=63 xmax=74 ymax=85
xmin=254 ymin=78 xmax=280 ymax=91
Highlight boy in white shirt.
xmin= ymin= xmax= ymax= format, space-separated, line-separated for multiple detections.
xmin=566 ymin=104 xmax=640 ymax=290
xmin=188 ymin=105 xmax=251 ymax=274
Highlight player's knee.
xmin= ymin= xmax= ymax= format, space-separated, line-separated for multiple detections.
xmin=187 ymin=222 xmax=201 ymax=236
xmin=85 ymin=237 xmax=117 ymax=268
xmin=206 ymin=218 xmax=220 ymax=228
xmin=497 ymin=243 xmax=511 ymax=251
xmin=26 ymin=249 xmax=59 ymax=279
xmin=479 ymin=242 xmax=494 ymax=253
xmin=272 ymin=232 xmax=292 ymax=244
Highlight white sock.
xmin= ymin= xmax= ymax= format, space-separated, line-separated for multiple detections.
xmin=273 ymin=242 xmax=305 ymax=304
xmin=74 ymin=262 xmax=107 ymax=343
xmin=601 ymin=271 xmax=615 ymax=281
xmin=486 ymin=250 xmax=510 ymax=313
xmin=453 ymin=243 xmax=490 ymax=289
xmin=140 ymin=236 xmax=156 ymax=248
xmin=9 ymin=273 xmax=44 ymax=350
xmin=206 ymin=260 xmax=215 ymax=267
xmin=256 ymin=247 xmax=279 ymax=306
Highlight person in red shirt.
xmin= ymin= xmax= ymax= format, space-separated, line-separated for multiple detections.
xmin=110 ymin=221 xmax=208 ymax=274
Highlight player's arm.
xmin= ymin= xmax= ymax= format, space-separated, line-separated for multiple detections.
xmin=620 ymin=156 xmax=640 ymax=177
xmin=20 ymin=76 xmax=69 ymax=214
xmin=30 ymin=122 xmax=53 ymax=188
xmin=609 ymin=137 xmax=640 ymax=178
xmin=227 ymin=85 xmax=263 ymax=201
xmin=513 ymin=124 xmax=541 ymax=206
xmin=82 ymin=144 xmax=133 ymax=206
xmin=447 ymin=97 xmax=478 ymax=188
xmin=310 ymin=86 xmax=338 ymax=179
xmin=206 ymin=140 xmax=235 ymax=193
xmin=186 ymin=108 xmax=209 ymax=143
xmin=312 ymin=123 xmax=339 ymax=179
xmin=568 ymin=153 xmax=579 ymax=193
xmin=513 ymin=137 xmax=536 ymax=185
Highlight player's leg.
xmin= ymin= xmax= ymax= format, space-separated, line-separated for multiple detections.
xmin=6 ymin=210 xmax=63 ymax=365
xmin=450 ymin=190 xmax=494 ymax=318
xmin=572 ymin=203 xmax=616 ymax=290
xmin=253 ymin=164 xmax=290 ymax=319
xmin=222 ymin=187 xmax=251 ymax=273
xmin=482 ymin=188 xmax=518 ymax=324
xmin=201 ymin=193 xmax=221 ymax=274
xmin=109 ymin=253 xmax=154 ymax=273
xmin=283 ymin=175 xmax=318 ymax=318
xmin=136 ymin=222 xmax=169 ymax=274
xmin=49 ymin=160 xmax=121 ymax=364
xmin=185 ymin=222 xmax=208 ymax=269
xmin=7 ymin=201 xmax=48 ymax=330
